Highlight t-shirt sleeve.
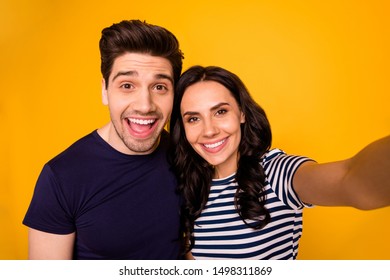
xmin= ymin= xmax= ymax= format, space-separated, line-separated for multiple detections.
xmin=23 ymin=164 xmax=75 ymax=234
xmin=262 ymin=149 xmax=315 ymax=210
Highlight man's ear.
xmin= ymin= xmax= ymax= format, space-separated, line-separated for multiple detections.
xmin=102 ymin=78 xmax=108 ymax=105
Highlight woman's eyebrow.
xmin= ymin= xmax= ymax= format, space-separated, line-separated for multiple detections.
xmin=182 ymin=102 xmax=230 ymax=117
xmin=210 ymin=102 xmax=230 ymax=111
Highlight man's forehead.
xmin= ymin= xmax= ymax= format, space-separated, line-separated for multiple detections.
xmin=111 ymin=70 xmax=173 ymax=84
xmin=110 ymin=53 xmax=173 ymax=81
xmin=113 ymin=53 xmax=172 ymax=70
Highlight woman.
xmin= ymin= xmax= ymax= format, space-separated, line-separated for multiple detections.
xmin=170 ymin=65 xmax=390 ymax=260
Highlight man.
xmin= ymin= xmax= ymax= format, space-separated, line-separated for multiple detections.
xmin=23 ymin=20 xmax=184 ymax=259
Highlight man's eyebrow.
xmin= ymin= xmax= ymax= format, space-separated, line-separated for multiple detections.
xmin=112 ymin=71 xmax=136 ymax=82
xmin=155 ymin=73 xmax=174 ymax=84
xmin=111 ymin=71 xmax=173 ymax=84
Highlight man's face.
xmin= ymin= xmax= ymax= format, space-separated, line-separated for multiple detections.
xmin=102 ymin=53 xmax=174 ymax=155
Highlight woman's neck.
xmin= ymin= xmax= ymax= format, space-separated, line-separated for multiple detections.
xmin=213 ymin=166 xmax=237 ymax=179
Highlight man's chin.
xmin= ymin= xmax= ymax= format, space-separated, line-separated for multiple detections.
xmin=123 ymin=136 xmax=161 ymax=155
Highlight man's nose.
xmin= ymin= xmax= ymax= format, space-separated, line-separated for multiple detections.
xmin=133 ymin=90 xmax=155 ymax=113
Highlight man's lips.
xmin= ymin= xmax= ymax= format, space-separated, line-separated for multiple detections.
xmin=125 ymin=117 xmax=158 ymax=136
xmin=127 ymin=117 xmax=156 ymax=125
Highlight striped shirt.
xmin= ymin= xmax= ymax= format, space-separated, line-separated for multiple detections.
xmin=191 ymin=149 xmax=313 ymax=260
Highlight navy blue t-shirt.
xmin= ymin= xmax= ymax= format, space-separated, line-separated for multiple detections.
xmin=23 ymin=130 xmax=181 ymax=259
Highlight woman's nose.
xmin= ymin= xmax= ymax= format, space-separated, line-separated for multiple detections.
xmin=203 ymin=118 xmax=219 ymax=137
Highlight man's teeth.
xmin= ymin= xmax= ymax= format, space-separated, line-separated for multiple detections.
xmin=204 ymin=139 xmax=225 ymax=149
xmin=128 ymin=118 xmax=155 ymax=125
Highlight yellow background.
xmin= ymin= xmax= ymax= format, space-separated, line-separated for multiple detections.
xmin=1 ymin=0 xmax=389 ymax=259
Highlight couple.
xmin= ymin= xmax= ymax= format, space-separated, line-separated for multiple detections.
xmin=23 ymin=20 xmax=390 ymax=260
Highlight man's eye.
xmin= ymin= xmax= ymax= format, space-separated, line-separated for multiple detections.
xmin=155 ymin=84 xmax=167 ymax=91
xmin=120 ymin=83 xmax=132 ymax=89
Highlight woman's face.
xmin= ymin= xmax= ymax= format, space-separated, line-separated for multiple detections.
xmin=180 ymin=80 xmax=245 ymax=178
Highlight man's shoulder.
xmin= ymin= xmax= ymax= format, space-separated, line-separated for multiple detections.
xmin=47 ymin=130 xmax=99 ymax=166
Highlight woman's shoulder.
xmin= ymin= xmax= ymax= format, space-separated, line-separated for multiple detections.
xmin=261 ymin=148 xmax=285 ymax=163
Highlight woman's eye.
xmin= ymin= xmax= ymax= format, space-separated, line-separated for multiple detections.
xmin=187 ymin=117 xmax=199 ymax=123
xmin=216 ymin=109 xmax=227 ymax=115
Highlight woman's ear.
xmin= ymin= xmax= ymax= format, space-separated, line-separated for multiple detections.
xmin=240 ymin=112 xmax=245 ymax=124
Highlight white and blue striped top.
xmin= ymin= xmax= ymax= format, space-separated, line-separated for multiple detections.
xmin=191 ymin=149 xmax=313 ymax=260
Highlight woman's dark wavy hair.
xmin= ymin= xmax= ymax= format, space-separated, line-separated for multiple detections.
xmin=169 ymin=65 xmax=272 ymax=252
